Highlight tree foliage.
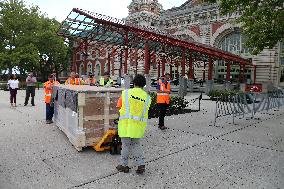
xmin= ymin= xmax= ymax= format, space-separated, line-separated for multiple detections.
xmin=205 ymin=0 xmax=284 ymax=54
xmin=0 ymin=0 xmax=70 ymax=80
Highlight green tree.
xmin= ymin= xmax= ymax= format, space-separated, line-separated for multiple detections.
xmin=0 ymin=0 xmax=40 ymax=75
xmin=35 ymin=17 xmax=70 ymax=81
xmin=205 ymin=0 xmax=284 ymax=54
xmin=0 ymin=0 xmax=70 ymax=80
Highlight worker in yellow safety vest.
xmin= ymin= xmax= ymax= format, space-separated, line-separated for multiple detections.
xmin=116 ymin=74 xmax=151 ymax=174
xmin=44 ymin=74 xmax=59 ymax=124
xmin=99 ymin=72 xmax=113 ymax=87
xmin=156 ymin=73 xmax=171 ymax=130
xmin=65 ymin=72 xmax=84 ymax=85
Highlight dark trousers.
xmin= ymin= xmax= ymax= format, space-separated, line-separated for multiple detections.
xmin=9 ymin=88 xmax=17 ymax=103
xmin=158 ymin=103 xmax=169 ymax=126
xmin=46 ymin=103 xmax=54 ymax=121
xmin=25 ymin=86 xmax=35 ymax=105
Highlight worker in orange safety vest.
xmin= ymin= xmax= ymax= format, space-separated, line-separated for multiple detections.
xmin=85 ymin=72 xmax=97 ymax=86
xmin=44 ymin=74 xmax=59 ymax=124
xmin=156 ymin=73 xmax=171 ymax=130
xmin=65 ymin=72 xmax=84 ymax=85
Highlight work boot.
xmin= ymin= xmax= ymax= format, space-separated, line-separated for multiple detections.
xmin=136 ymin=165 xmax=145 ymax=174
xmin=158 ymin=125 xmax=167 ymax=130
xmin=46 ymin=120 xmax=52 ymax=124
xmin=116 ymin=165 xmax=130 ymax=173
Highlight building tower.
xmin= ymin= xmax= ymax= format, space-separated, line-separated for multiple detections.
xmin=126 ymin=0 xmax=163 ymax=27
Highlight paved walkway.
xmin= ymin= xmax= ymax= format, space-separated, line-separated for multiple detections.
xmin=0 ymin=89 xmax=283 ymax=189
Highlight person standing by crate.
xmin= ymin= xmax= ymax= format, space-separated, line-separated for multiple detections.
xmin=85 ymin=73 xmax=96 ymax=86
xmin=24 ymin=72 xmax=37 ymax=106
xmin=99 ymin=72 xmax=113 ymax=87
xmin=44 ymin=74 xmax=59 ymax=124
xmin=7 ymin=74 xmax=19 ymax=107
xmin=156 ymin=73 xmax=171 ymax=130
xmin=65 ymin=72 xmax=84 ymax=85
xmin=116 ymin=74 xmax=151 ymax=174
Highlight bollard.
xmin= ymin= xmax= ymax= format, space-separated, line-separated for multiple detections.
xmin=144 ymin=74 xmax=151 ymax=93
xmin=178 ymin=77 xmax=187 ymax=97
xmin=205 ymin=80 xmax=213 ymax=95
xmin=123 ymin=74 xmax=130 ymax=89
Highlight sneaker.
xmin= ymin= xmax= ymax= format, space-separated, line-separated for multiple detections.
xmin=24 ymin=104 xmax=27 ymax=106
xmin=136 ymin=165 xmax=145 ymax=174
xmin=116 ymin=165 xmax=130 ymax=173
xmin=158 ymin=125 xmax=167 ymax=130
xmin=32 ymin=104 xmax=35 ymax=106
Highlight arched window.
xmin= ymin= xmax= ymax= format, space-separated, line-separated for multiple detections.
xmin=216 ymin=32 xmax=252 ymax=82
xmin=105 ymin=63 xmax=109 ymax=73
xmin=95 ymin=63 xmax=101 ymax=76
xmin=79 ymin=63 xmax=84 ymax=76
xmin=218 ymin=32 xmax=250 ymax=55
xmin=87 ymin=62 xmax=92 ymax=74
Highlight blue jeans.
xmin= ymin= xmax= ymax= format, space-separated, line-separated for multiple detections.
xmin=46 ymin=103 xmax=54 ymax=121
xmin=120 ymin=137 xmax=144 ymax=166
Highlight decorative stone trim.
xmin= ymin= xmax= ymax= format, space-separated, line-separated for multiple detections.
xmin=173 ymin=29 xmax=201 ymax=43
xmin=210 ymin=23 xmax=241 ymax=46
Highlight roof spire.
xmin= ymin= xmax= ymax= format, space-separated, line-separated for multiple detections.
xmin=126 ymin=0 xmax=163 ymax=27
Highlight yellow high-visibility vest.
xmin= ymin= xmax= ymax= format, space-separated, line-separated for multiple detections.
xmin=99 ymin=77 xmax=113 ymax=87
xmin=118 ymin=88 xmax=151 ymax=138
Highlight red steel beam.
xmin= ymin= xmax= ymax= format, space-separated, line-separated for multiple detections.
xmin=226 ymin=62 xmax=231 ymax=81
xmin=189 ymin=52 xmax=194 ymax=80
xmin=70 ymin=8 xmax=250 ymax=65
xmin=208 ymin=57 xmax=213 ymax=80
xmin=181 ymin=48 xmax=186 ymax=77
xmin=144 ymin=42 xmax=150 ymax=74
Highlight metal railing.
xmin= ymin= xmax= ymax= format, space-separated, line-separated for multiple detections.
xmin=213 ymin=90 xmax=284 ymax=126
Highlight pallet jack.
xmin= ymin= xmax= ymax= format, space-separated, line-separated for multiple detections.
xmin=93 ymin=119 xmax=121 ymax=155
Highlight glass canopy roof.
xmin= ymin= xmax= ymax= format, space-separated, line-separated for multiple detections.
xmin=58 ymin=8 xmax=250 ymax=64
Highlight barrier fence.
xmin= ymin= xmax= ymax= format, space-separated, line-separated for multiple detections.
xmin=213 ymin=90 xmax=284 ymax=126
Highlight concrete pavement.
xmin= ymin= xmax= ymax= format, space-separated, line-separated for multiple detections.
xmin=0 ymin=89 xmax=283 ymax=189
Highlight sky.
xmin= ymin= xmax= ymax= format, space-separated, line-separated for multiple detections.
xmin=23 ymin=0 xmax=188 ymax=22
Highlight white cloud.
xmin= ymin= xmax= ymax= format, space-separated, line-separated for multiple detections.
xmin=23 ymin=0 xmax=187 ymax=21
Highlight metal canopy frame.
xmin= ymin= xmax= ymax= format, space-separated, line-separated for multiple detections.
xmin=58 ymin=8 xmax=250 ymax=65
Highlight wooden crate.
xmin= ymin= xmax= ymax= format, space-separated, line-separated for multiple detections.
xmin=54 ymin=85 xmax=122 ymax=151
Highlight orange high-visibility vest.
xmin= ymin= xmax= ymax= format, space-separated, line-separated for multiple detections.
xmin=65 ymin=78 xmax=75 ymax=85
xmin=65 ymin=78 xmax=82 ymax=85
xmin=157 ymin=80 xmax=171 ymax=104
xmin=85 ymin=78 xmax=96 ymax=85
xmin=75 ymin=78 xmax=80 ymax=85
xmin=44 ymin=81 xmax=54 ymax=103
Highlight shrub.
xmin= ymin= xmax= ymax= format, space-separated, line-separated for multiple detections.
xmin=148 ymin=92 xmax=189 ymax=118
xmin=208 ymin=89 xmax=241 ymax=98
xmin=0 ymin=82 xmax=8 ymax=91
xmin=208 ymin=89 xmax=243 ymax=102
